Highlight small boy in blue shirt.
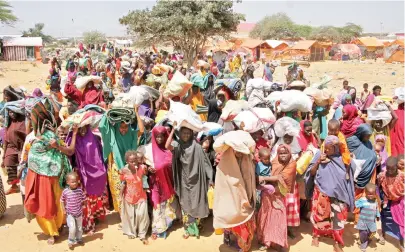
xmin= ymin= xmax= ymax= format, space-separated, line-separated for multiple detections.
xmin=255 ymin=148 xmax=271 ymax=210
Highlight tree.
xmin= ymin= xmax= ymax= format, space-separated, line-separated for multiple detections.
xmin=339 ymin=23 xmax=363 ymax=43
xmin=119 ymin=0 xmax=245 ymax=66
xmin=250 ymin=13 xmax=297 ymax=40
xmin=0 ymin=0 xmax=17 ymax=25
xmin=82 ymin=30 xmax=107 ymax=45
xmin=294 ymin=25 xmax=313 ymax=38
xmin=22 ymin=23 xmax=53 ymax=43
xmin=309 ymin=26 xmax=342 ymax=42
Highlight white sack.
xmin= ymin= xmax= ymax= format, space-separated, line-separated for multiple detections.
xmin=128 ymin=86 xmax=150 ymax=105
xmin=75 ymin=75 xmax=102 ymax=90
xmin=164 ymin=71 xmax=193 ymax=98
xmin=167 ymin=100 xmax=203 ymax=132
xmin=274 ymin=117 xmax=300 ymax=137
xmin=279 ymin=90 xmax=313 ymax=112
xmin=220 ymin=100 xmax=249 ymax=121
xmin=213 ymin=130 xmax=256 ymax=154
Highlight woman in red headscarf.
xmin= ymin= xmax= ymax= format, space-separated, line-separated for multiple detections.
xmin=147 ymin=126 xmax=180 ymax=239
xmin=340 ymin=104 xmax=363 ymax=137
xmin=297 ymin=120 xmax=318 ymax=151
xmin=80 ymin=81 xmax=104 ymax=108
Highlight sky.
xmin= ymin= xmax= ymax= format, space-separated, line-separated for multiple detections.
xmin=0 ymin=1 xmax=404 ymax=37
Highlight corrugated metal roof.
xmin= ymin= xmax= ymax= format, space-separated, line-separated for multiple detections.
xmin=0 ymin=34 xmax=23 ymax=39
xmin=265 ymin=40 xmax=287 ymax=49
xmin=291 ymin=40 xmax=317 ymax=50
xmin=2 ymin=37 xmax=43 ymax=47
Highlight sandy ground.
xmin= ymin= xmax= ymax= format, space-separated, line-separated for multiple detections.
xmin=0 ymin=59 xmax=403 ymax=252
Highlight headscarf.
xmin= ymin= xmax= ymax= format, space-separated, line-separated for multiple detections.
xmin=264 ymin=63 xmax=273 ymax=82
xmin=3 ymin=85 xmax=25 ymax=101
xmin=0 ymin=100 xmax=25 ymax=127
xmin=190 ymin=89 xmax=207 ymax=121
xmin=314 ymin=135 xmax=355 ymax=210
xmin=30 ymin=97 xmax=60 ymax=136
xmin=149 ymin=126 xmax=175 ymax=207
xmin=207 ymin=99 xmax=221 ymax=123
xmin=271 ymin=144 xmax=296 ymax=194
xmin=81 ymin=83 xmax=104 ymax=108
xmin=32 ymin=88 xmax=43 ymax=98
xmin=346 ymin=124 xmax=377 ymax=188
xmin=298 ymin=120 xmax=318 ymax=151
xmin=341 ymin=104 xmax=362 ymax=137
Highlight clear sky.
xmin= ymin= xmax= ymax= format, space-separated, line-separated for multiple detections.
xmin=0 ymin=1 xmax=403 ymax=37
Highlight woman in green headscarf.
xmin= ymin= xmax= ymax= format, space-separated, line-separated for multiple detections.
xmin=99 ymin=106 xmax=144 ymax=212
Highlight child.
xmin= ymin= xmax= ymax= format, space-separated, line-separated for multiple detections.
xmin=61 ymin=172 xmax=86 ymax=250
xmin=327 ymin=119 xmax=351 ymax=179
xmin=135 ymin=152 xmax=150 ymax=193
xmin=255 ymin=148 xmax=272 ymax=210
xmin=360 ymin=83 xmax=371 ymax=103
xmin=355 ymin=183 xmax=380 ymax=252
xmin=120 ymin=150 xmax=149 ymax=244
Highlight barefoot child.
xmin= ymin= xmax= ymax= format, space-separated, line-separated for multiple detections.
xmin=61 ymin=172 xmax=86 ymax=250
xmin=120 ymin=150 xmax=149 ymax=244
xmin=355 ymin=183 xmax=380 ymax=252
xmin=255 ymin=148 xmax=272 ymax=210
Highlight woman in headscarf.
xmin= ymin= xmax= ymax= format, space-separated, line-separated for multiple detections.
xmin=66 ymin=125 xmax=107 ymax=234
xmin=257 ymin=144 xmax=296 ymax=251
xmin=80 ymin=81 xmax=104 ymax=109
xmin=183 ymin=85 xmax=207 ymax=121
xmin=306 ymin=135 xmax=355 ymax=252
xmin=24 ymin=98 xmax=73 ymax=245
xmin=346 ymin=124 xmax=378 ymax=223
xmin=64 ymin=71 xmax=82 ymax=107
xmin=1 ymin=100 xmax=26 ymax=194
xmin=2 ymin=86 xmax=24 ymax=103
xmin=333 ymin=94 xmax=352 ymax=120
xmin=377 ymin=156 xmax=404 ymax=248
xmin=99 ymin=106 xmax=144 ymax=212
xmin=213 ymin=131 xmax=256 ymax=252
xmin=207 ymin=88 xmax=230 ymax=123
xmin=166 ymin=124 xmax=213 ymax=239
xmin=263 ymin=62 xmax=273 ymax=82
xmin=202 ymin=74 xmax=216 ymax=105
xmin=32 ymin=88 xmax=43 ymax=98
xmin=340 ymin=104 xmax=363 ymax=137
xmin=297 ymin=120 xmax=318 ymax=151
xmin=390 ymin=102 xmax=404 ymax=156
xmin=369 ymin=101 xmax=398 ymax=156
xmin=140 ymin=126 xmax=180 ymax=239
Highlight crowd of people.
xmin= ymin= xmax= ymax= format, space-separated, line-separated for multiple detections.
xmin=0 ymin=45 xmax=403 ymax=252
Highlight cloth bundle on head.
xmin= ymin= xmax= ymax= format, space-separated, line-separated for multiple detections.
xmin=394 ymin=87 xmax=405 ymax=104
xmin=190 ymin=73 xmax=205 ymax=89
xmin=167 ymin=100 xmax=203 ymax=132
xmin=3 ymin=85 xmax=25 ymax=101
xmin=106 ymin=107 xmax=137 ymax=125
xmin=164 ymin=71 xmax=193 ymax=98
xmin=367 ymin=99 xmax=392 ymax=127
xmin=0 ymin=100 xmax=25 ymax=127
xmin=220 ymin=100 xmax=249 ymax=121
xmin=304 ymin=87 xmax=334 ymax=107
xmin=213 ymin=130 xmax=256 ymax=155
xmin=278 ymin=90 xmax=313 ymax=112
xmin=274 ymin=117 xmax=300 ymax=138
xmin=145 ymin=72 xmax=169 ymax=87
xmin=62 ymin=105 xmax=105 ymax=129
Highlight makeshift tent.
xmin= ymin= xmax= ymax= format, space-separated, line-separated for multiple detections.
xmin=330 ymin=44 xmax=361 ymax=60
xmin=1 ymin=37 xmax=42 ymax=61
xmin=263 ymin=40 xmax=289 ymax=60
xmin=282 ymin=40 xmax=325 ymax=61
xmin=238 ymin=39 xmax=271 ymax=61
xmin=351 ymin=37 xmax=384 ymax=58
xmin=384 ymin=39 xmax=404 ymax=63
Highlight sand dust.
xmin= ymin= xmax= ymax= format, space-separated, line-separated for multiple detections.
xmin=0 ymin=59 xmax=403 ymax=252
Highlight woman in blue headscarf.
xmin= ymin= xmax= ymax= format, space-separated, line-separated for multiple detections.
xmin=263 ymin=62 xmax=273 ymax=82
xmin=346 ymin=124 xmax=378 ymax=223
xmin=333 ymin=94 xmax=353 ymax=120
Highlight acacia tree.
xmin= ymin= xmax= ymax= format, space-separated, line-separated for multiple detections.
xmin=0 ymin=0 xmax=17 ymax=25
xmin=250 ymin=13 xmax=298 ymax=40
xmin=22 ymin=23 xmax=53 ymax=43
xmin=83 ymin=30 xmax=107 ymax=45
xmin=119 ymin=0 xmax=245 ymax=66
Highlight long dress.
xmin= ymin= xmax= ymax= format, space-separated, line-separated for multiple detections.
xmin=172 ymin=139 xmax=213 ymax=237
xmin=0 ymin=173 xmax=6 ymax=218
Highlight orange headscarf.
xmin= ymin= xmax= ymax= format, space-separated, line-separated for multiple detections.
xmin=271 ymin=144 xmax=297 ymax=194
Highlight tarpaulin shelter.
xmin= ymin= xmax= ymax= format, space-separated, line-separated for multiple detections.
xmin=351 ymin=37 xmax=384 ymax=58
xmin=1 ymin=37 xmax=42 ymax=61
xmin=239 ymin=38 xmax=271 ymax=61
xmin=384 ymin=39 xmax=404 ymax=63
xmin=263 ymin=40 xmax=289 ymax=60
xmin=282 ymin=40 xmax=325 ymax=61
xmin=330 ymin=44 xmax=361 ymax=60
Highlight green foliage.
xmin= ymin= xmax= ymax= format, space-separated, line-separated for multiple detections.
xmin=82 ymin=30 xmax=107 ymax=45
xmin=0 ymin=0 xmax=17 ymax=25
xmin=119 ymin=0 xmax=245 ymax=66
xmin=251 ymin=13 xmax=363 ymax=43
xmin=22 ymin=23 xmax=53 ymax=43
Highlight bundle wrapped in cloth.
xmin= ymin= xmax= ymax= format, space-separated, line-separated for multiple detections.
xmin=167 ymin=100 xmax=203 ymax=132
xmin=220 ymin=100 xmax=249 ymax=121
xmin=233 ymin=107 xmax=276 ymax=133
xmin=367 ymin=99 xmax=392 ymax=127
xmin=107 ymin=107 xmax=137 ymax=125
xmin=304 ymin=87 xmax=334 ymax=107
xmin=75 ymin=75 xmax=102 ymax=90
xmin=213 ymin=130 xmax=256 ymax=154
xmin=274 ymin=117 xmax=300 ymax=137
xmin=163 ymin=71 xmax=193 ymax=98
xmin=278 ymin=90 xmax=313 ymax=112
xmin=62 ymin=105 xmax=105 ymax=129
xmin=245 ymin=78 xmax=273 ymax=98
xmin=394 ymin=87 xmax=404 ymax=104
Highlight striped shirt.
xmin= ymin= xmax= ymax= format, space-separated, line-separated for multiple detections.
xmin=355 ymin=197 xmax=380 ymax=232
xmin=61 ymin=188 xmax=86 ymax=217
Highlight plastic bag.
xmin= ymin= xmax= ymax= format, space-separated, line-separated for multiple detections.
xmin=220 ymin=100 xmax=249 ymax=121
xmin=352 ymin=159 xmax=366 ymax=182
xmin=201 ymin=122 xmax=223 ymax=136
xmin=167 ymin=100 xmax=203 ymax=132
xmin=394 ymin=87 xmax=405 ymax=104
xmin=213 ymin=130 xmax=256 ymax=154
xmin=111 ymin=93 xmax=133 ymax=108
xmin=245 ymin=78 xmax=273 ymax=97
xmin=128 ymin=86 xmax=150 ymax=105
xmin=164 ymin=71 xmax=193 ymax=98
xmin=233 ymin=111 xmax=261 ymax=133
xmin=75 ymin=75 xmax=102 ymax=90
xmin=60 ymin=76 xmax=68 ymax=97
xmin=274 ymin=117 xmax=300 ymax=137
xmin=278 ymin=90 xmax=313 ymax=112
xmin=367 ymin=101 xmax=392 ymax=127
